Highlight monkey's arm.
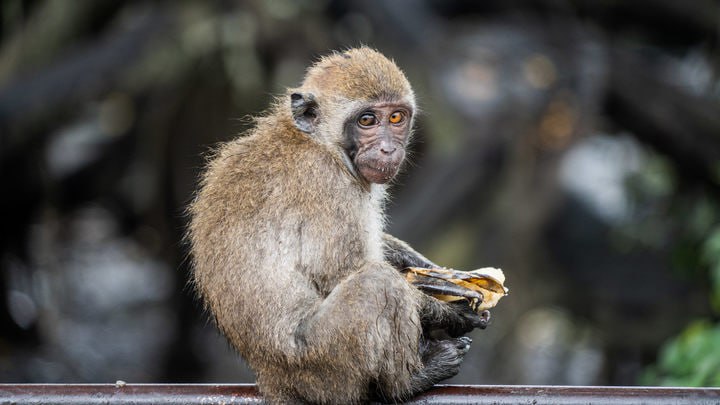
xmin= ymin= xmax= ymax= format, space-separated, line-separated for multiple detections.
xmin=383 ymin=234 xmax=489 ymax=336
xmin=382 ymin=233 xmax=439 ymax=270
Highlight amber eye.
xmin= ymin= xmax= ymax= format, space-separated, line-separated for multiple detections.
xmin=389 ymin=111 xmax=404 ymax=124
xmin=358 ymin=113 xmax=377 ymax=127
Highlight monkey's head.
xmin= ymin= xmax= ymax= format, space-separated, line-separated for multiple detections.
xmin=289 ymin=47 xmax=416 ymax=185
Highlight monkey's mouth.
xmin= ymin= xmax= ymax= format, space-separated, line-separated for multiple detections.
xmin=357 ymin=162 xmax=400 ymax=184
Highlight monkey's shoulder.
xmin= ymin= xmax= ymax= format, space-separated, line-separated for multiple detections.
xmin=201 ymin=132 xmax=366 ymax=222
xmin=219 ymin=131 xmax=355 ymax=189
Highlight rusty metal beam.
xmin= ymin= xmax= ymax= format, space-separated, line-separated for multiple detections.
xmin=414 ymin=385 xmax=720 ymax=404
xmin=1 ymin=384 xmax=719 ymax=404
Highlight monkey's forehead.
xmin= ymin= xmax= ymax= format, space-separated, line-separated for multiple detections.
xmin=301 ymin=48 xmax=415 ymax=103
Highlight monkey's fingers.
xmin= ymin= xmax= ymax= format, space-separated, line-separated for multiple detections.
xmin=477 ymin=309 xmax=491 ymax=329
xmin=446 ymin=302 xmax=489 ymax=336
xmin=405 ymin=272 xmax=483 ymax=302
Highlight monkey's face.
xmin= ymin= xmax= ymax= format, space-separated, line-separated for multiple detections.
xmin=348 ymin=103 xmax=412 ymax=184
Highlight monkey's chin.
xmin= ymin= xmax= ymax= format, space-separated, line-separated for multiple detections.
xmin=358 ymin=165 xmax=399 ymax=184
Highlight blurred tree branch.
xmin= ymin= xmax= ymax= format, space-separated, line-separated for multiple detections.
xmin=607 ymin=49 xmax=720 ymax=189
xmin=0 ymin=5 xmax=168 ymax=161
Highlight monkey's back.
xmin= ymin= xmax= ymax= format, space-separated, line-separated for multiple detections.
xmin=188 ymin=120 xmax=386 ymax=365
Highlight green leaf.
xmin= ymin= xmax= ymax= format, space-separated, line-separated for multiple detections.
xmin=646 ymin=321 xmax=720 ymax=387
xmin=702 ymin=227 xmax=720 ymax=267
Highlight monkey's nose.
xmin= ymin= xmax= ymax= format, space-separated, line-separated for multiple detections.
xmin=380 ymin=145 xmax=396 ymax=155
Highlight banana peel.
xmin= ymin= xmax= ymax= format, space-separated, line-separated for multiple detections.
xmin=403 ymin=267 xmax=509 ymax=312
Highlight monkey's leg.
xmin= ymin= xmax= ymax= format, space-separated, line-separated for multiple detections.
xmin=382 ymin=233 xmax=439 ymax=270
xmin=289 ymin=262 xmax=460 ymax=403
xmin=369 ymin=335 xmax=472 ymax=404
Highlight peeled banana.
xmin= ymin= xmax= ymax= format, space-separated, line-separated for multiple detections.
xmin=403 ymin=267 xmax=509 ymax=312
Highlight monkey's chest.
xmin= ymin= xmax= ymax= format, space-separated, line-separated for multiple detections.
xmin=262 ymin=157 xmax=386 ymax=295
xmin=290 ymin=202 xmax=384 ymax=296
xmin=292 ymin=229 xmax=374 ymax=295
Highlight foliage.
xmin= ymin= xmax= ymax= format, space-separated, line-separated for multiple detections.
xmin=642 ymin=225 xmax=720 ymax=387
xmin=704 ymin=227 xmax=720 ymax=312
xmin=642 ymin=320 xmax=720 ymax=386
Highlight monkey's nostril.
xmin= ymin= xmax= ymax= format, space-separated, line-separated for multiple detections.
xmin=380 ymin=146 xmax=396 ymax=155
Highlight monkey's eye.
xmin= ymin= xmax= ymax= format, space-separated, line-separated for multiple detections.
xmin=357 ymin=113 xmax=377 ymax=127
xmin=389 ymin=111 xmax=405 ymax=124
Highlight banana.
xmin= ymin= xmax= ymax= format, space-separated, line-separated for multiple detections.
xmin=403 ymin=267 xmax=509 ymax=312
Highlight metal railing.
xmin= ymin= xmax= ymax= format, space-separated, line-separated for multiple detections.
xmin=1 ymin=383 xmax=719 ymax=404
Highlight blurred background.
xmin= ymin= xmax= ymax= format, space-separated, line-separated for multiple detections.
xmin=1 ymin=0 xmax=720 ymax=387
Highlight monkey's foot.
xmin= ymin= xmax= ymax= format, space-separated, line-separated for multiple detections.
xmin=420 ymin=337 xmax=472 ymax=383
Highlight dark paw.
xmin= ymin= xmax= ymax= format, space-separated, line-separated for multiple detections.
xmin=447 ymin=302 xmax=491 ymax=337
xmin=455 ymin=336 xmax=472 ymax=352
xmin=421 ymin=337 xmax=473 ymax=382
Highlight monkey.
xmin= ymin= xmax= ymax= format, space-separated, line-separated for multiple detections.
xmin=188 ymin=47 xmax=488 ymax=404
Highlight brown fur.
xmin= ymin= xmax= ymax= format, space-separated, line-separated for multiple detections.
xmin=188 ymin=47 xmax=478 ymax=404
xmin=301 ymin=48 xmax=414 ymax=103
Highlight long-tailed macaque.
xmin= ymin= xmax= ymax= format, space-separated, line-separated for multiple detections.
xmin=188 ymin=47 xmax=487 ymax=404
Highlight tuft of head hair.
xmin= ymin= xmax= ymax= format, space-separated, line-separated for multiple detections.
xmin=300 ymin=47 xmax=414 ymax=103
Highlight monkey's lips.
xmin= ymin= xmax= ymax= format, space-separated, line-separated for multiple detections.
xmin=357 ymin=162 xmax=400 ymax=184
xmin=355 ymin=151 xmax=404 ymax=184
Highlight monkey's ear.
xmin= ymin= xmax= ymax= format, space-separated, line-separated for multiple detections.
xmin=290 ymin=92 xmax=319 ymax=133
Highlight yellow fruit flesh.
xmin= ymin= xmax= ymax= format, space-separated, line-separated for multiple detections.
xmin=404 ymin=267 xmax=509 ymax=311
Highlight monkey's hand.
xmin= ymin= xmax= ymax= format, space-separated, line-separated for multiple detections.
xmin=419 ymin=294 xmax=490 ymax=338
xmin=445 ymin=301 xmax=491 ymax=338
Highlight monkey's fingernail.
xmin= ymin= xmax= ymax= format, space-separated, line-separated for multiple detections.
xmin=458 ymin=339 xmax=472 ymax=352
xmin=458 ymin=336 xmax=472 ymax=346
